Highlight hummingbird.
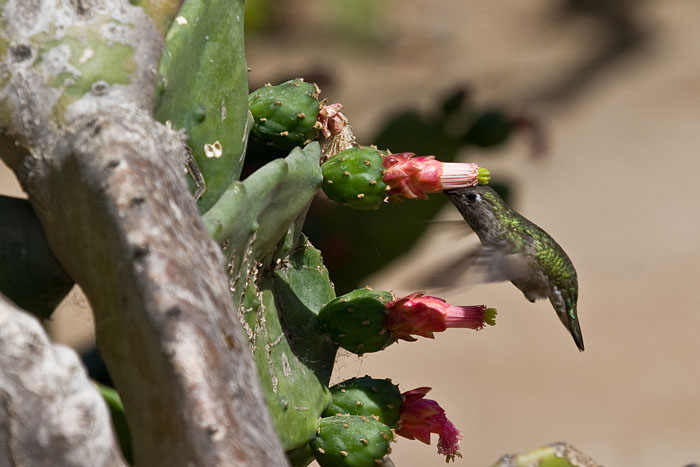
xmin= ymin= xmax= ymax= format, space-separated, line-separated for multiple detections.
xmin=444 ymin=185 xmax=584 ymax=351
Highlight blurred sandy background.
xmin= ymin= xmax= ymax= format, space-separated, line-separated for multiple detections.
xmin=2 ymin=0 xmax=699 ymax=465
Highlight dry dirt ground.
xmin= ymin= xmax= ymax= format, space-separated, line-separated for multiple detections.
xmin=2 ymin=1 xmax=699 ymax=465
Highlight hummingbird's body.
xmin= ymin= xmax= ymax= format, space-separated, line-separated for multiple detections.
xmin=445 ymin=185 xmax=584 ymax=351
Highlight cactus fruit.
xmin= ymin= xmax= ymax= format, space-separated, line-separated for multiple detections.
xmin=310 ymin=415 xmax=393 ymax=467
xmin=318 ymin=288 xmax=394 ymax=354
xmin=318 ymin=289 xmax=495 ymax=354
xmin=321 ymin=147 xmax=388 ymax=210
xmin=249 ymin=79 xmax=322 ymax=149
xmin=323 ymin=379 xmax=466 ymax=463
xmin=324 ymin=376 xmax=402 ymax=429
xmin=322 ymin=148 xmax=488 ymax=210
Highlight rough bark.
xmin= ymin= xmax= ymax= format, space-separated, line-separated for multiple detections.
xmin=0 ymin=0 xmax=287 ymax=465
xmin=0 ymin=293 xmax=126 ymax=467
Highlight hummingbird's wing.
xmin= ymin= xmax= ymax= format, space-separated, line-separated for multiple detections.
xmin=418 ymin=246 xmax=482 ymax=289
xmin=420 ymin=246 xmax=535 ymax=290
xmin=474 ymin=246 xmax=536 ymax=283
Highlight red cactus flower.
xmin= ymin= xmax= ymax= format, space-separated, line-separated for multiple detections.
xmin=397 ymin=387 xmax=463 ymax=462
xmin=382 ymin=152 xmax=483 ymax=200
xmin=383 ymin=292 xmax=496 ymax=341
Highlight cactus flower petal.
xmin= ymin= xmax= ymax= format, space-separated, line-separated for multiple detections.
xmin=397 ymin=387 xmax=463 ymax=462
xmin=384 ymin=292 xmax=495 ymax=341
xmin=382 ymin=152 xmax=483 ymax=200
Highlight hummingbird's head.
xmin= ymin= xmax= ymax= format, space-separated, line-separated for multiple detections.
xmin=444 ymin=185 xmax=506 ymax=234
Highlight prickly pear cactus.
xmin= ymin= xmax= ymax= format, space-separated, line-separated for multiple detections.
xmin=492 ymin=442 xmax=601 ymax=467
xmin=321 ymin=147 xmax=388 ymax=210
xmin=154 ymin=1 xmax=341 ymax=451
xmin=200 ymin=142 xmax=338 ymax=453
xmin=137 ymin=3 xmax=600 ymax=466
xmin=318 ymin=288 xmax=394 ymax=354
xmin=310 ymin=415 xmax=394 ymax=467
xmin=249 ymin=79 xmax=322 ymax=149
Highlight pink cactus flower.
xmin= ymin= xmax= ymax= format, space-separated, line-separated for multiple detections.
xmin=382 ymin=152 xmax=481 ymax=200
xmin=397 ymin=387 xmax=464 ymax=462
xmin=384 ymin=292 xmax=496 ymax=341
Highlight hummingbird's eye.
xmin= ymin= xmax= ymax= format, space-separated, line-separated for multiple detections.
xmin=466 ymin=193 xmax=479 ymax=203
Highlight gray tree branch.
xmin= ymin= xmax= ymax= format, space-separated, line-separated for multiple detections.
xmin=0 ymin=293 xmax=126 ymax=467
xmin=0 ymin=0 xmax=287 ymax=465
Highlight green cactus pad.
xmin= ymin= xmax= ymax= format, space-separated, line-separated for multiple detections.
xmin=491 ymin=442 xmax=601 ymax=467
xmin=321 ymin=147 xmax=387 ymax=210
xmin=324 ymin=376 xmax=402 ymax=429
xmin=318 ymin=289 xmax=394 ymax=354
xmin=311 ymin=415 xmax=393 ymax=467
xmin=240 ymin=264 xmax=333 ymax=451
xmin=249 ymin=79 xmax=321 ymax=149
xmin=154 ymin=0 xmax=250 ymax=213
